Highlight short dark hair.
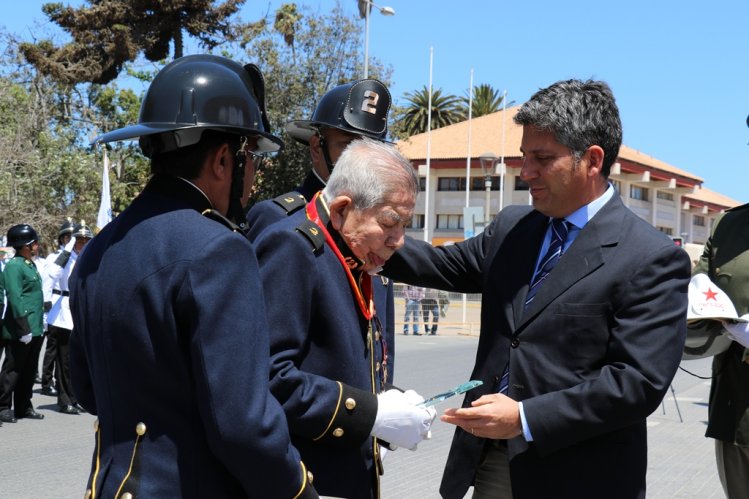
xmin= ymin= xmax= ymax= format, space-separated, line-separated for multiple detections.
xmin=150 ymin=130 xmax=242 ymax=179
xmin=514 ymin=79 xmax=622 ymax=178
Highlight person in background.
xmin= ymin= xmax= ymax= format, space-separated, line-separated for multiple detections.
xmin=402 ymin=284 xmax=424 ymax=335
xmin=39 ymin=218 xmax=75 ymax=397
xmin=383 ymin=79 xmax=691 ymax=498
xmin=46 ymin=220 xmax=92 ymax=414
xmin=69 ymin=54 xmax=317 ymax=498
xmin=421 ymin=287 xmax=440 ymax=335
xmin=254 ymin=138 xmax=435 ymax=498
xmin=0 ymin=224 xmax=46 ymax=424
xmin=684 ymin=203 xmax=749 ymax=499
xmin=246 ymin=78 xmax=398 ymax=373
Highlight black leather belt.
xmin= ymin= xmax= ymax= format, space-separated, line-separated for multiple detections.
xmin=52 ymin=289 xmax=70 ymax=297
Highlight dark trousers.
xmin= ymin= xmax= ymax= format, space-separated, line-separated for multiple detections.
xmin=421 ymin=299 xmax=439 ymax=334
xmin=0 ymin=336 xmax=44 ymax=415
xmin=41 ymin=330 xmax=58 ymax=388
xmin=48 ymin=326 xmax=75 ymax=407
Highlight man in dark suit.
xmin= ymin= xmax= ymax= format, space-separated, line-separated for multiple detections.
xmin=245 ymin=79 xmax=397 ymax=374
xmin=383 ymin=79 xmax=691 ymax=499
xmin=684 ymin=203 xmax=749 ymax=498
xmin=69 ymin=55 xmax=317 ymax=499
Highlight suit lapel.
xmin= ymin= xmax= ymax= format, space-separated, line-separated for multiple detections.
xmin=516 ymin=194 xmax=625 ymax=330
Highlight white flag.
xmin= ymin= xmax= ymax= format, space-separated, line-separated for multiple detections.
xmin=97 ymin=149 xmax=112 ymax=230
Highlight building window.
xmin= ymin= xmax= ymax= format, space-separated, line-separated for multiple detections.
xmin=411 ymin=214 xmax=425 ymax=229
xmin=515 ymin=177 xmax=529 ymax=191
xmin=656 ymin=226 xmax=674 ymax=236
xmin=611 ymin=180 xmax=622 ymax=193
xmin=656 ymin=191 xmax=674 ymax=201
xmin=693 ymin=215 xmax=705 ymax=227
xmin=630 ymin=185 xmax=649 ymax=201
xmin=436 ymin=214 xmax=463 ymax=229
xmin=418 ymin=177 xmax=427 ymax=191
xmin=437 ymin=177 xmax=465 ymax=191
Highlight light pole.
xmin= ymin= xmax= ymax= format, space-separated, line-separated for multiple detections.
xmin=479 ymin=152 xmax=498 ymax=224
xmin=362 ymin=0 xmax=395 ymax=78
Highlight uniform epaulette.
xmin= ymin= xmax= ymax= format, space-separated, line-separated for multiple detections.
xmin=295 ymin=219 xmax=325 ymax=253
xmin=201 ymin=209 xmax=242 ymax=233
xmin=272 ymin=192 xmax=307 ymax=215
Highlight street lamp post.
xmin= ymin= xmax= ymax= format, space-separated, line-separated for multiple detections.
xmin=362 ymin=0 xmax=395 ymax=78
xmin=479 ymin=152 xmax=498 ymax=224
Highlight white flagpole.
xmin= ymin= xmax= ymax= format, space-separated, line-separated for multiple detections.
xmin=424 ymin=46 xmax=433 ymax=243
xmin=97 ymin=149 xmax=112 ymax=230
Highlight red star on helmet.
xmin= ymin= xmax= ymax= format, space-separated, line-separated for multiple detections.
xmin=703 ymin=287 xmax=719 ymax=301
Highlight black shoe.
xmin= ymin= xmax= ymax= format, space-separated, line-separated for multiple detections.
xmin=0 ymin=411 xmax=18 ymax=423
xmin=19 ymin=409 xmax=44 ymax=420
xmin=413 ymin=332 xmax=422 ymax=336
xmin=41 ymin=385 xmax=58 ymax=396
xmin=73 ymin=403 xmax=86 ymax=413
xmin=59 ymin=405 xmax=81 ymax=415
xmin=402 ymin=331 xmax=409 ymax=335
xmin=34 ymin=375 xmax=42 ymax=384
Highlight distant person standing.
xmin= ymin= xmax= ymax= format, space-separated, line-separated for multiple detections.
xmin=46 ymin=220 xmax=92 ymax=415
xmin=402 ymin=284 xmax=424 ymax=335
xmin=0 ymin=224 xmax=46 ymax=423
xmin=421 ymin=288 xmax=440 ymax=335
xmin=684 ymin=203 xmax=749 ymax=499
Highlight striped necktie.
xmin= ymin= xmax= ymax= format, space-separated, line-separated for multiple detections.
xmin=499 ymin=218 xmax=569 ymax=395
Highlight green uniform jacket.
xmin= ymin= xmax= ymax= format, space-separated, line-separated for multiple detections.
xmin=685 ymin=203 xmax=749 ymax=446
xmin=1 ymin=255 xmax=44 ymax=340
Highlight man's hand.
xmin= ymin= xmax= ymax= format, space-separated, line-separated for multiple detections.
xmin=441 ymin=393 xmax=522 ymax=440
xmin=721 ymin=314 xmax=749 ymax=348
xmin=371 ymin=389 xmax=436 ymax=451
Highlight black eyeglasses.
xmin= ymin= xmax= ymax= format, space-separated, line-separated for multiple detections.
xmin=237 ymin=136 xmax=268 ymax=171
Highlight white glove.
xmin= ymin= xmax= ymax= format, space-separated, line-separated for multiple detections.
xmin=64 ymin=237 xmax=76 ymax=253
xmin=19 ymin=333 xmax=32 ymax=344
xmin=370 ymin=389 xmax=436 ymax=451
xmin=722 ymin=314 xmax=749 ymax=348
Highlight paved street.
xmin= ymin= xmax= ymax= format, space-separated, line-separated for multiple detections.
xmin=1 ymin=329 xmax=724 ymax=498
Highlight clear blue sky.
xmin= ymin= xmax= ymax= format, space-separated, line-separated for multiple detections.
xmin=5 ymin=0 xmax=748 ymax=203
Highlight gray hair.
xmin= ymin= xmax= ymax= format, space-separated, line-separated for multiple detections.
xmin=322 ymin=137 xmax=419 ymax=209
xmin=513 ymin=79 xmax=622 ymax=177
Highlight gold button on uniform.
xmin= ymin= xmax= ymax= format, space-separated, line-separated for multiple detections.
xmin=84 ymin=489 xmax=92 ymax=499
xmin=333 ymin=428 xmax=344 ymax=437
xmin=93 ymin=419 xmax=99 ymax=431
xmin=121 ymin=493 xmax=133 ymax=499
xmin=307 ymin=470 xmax=314 ymax=483
xmin=345 ymin=398 xmax=357 ymax=410
xmin=136 ymin=422 xmax=147 ymax=436
xmin=375 ymin=362 xmax=381 ymax=372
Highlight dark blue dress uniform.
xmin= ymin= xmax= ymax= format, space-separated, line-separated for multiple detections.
xmin=246 ymin=170 xmax=396 ymax=374
xmin=253 ymin=194 xmax=389 ymax=499
xmin=70 ymin=175 xmax=315 ymax=499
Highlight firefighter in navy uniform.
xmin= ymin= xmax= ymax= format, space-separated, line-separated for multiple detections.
xmin=69 ymin=55 xmax=317 ymax=499
xmin=245 ymin=79 xmax=398 ymax=376
xmin=254 ymin=138 xmax=436 ymax=499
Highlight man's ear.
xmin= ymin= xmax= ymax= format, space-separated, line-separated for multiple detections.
xmin=309 ymin=135 xmax=323 ymax=164
xmin=586 ymin=145 xmax=605 ymax=177
xmin=206 ymin=143 xmax=233 ymax=181
xmin=328 ymin=195 xmax=353 ymax=231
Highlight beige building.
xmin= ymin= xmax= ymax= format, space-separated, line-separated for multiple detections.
xmin=396 ymin=107 xmax=741 ymax=247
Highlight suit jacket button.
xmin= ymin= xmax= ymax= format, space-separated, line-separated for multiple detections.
xmin=511 ymin=338 xmax=520 ymax=348
xmin=307 ymin=470 xmax=314 ymax=483
xmin=120 ymin=493 xmax=133 ymax=499
xmin=345 ymin=398 xmax=357 ymax=410
xmin=333 ymin=428 xmax=344 ymax=437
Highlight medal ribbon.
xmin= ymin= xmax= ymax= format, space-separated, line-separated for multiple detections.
xmin=306 ymin=192 xmax=373 ymax=320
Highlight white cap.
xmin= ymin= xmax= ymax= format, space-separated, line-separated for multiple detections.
xmin=687 ymin=273 xmax=747 ymax=323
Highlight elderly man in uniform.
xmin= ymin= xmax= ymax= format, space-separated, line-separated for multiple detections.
xmin=69 ymin=54 xmax=317 ymax=498
xmin=254 ymin=137 xmax=436 ymax=499
xmin=246 ymin=79 xmax=398 ymax=377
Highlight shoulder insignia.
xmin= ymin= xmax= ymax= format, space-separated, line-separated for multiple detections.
xmin=272 ymin=192 xmax=307 ymax=216
xmin=295 ymin=219 xmax=325 ymax=253
xmin=201 ymin=209 xmax=242 ymax=234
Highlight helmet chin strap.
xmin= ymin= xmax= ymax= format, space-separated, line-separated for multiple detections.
xmin=227 ymin=138 xmax=249 ymax=232
xmin=317 ymin=133 xmax=336 ymax=177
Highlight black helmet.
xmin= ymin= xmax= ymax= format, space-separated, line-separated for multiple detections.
xmin=286 ymin=79 xmax=391 ymax=144
xmin=58 ymin=217 xmax=75 ymax=239
xmin=7 ymin=224 xmax=39 ymax=249
xmin=92 ymin=54 xmax=283 ymax=155
xmin=72 ymin=221 xmax=94 ymax=239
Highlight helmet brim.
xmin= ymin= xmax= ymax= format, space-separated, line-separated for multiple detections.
xmin=93 ymin=123 xmax=284 ymax=154
xmin=284 ymin=120 xmax=391 ymax=145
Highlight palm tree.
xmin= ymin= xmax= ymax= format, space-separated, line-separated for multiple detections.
xmin=461 ymin=83 xmax=511 ymax=119
xmin=397 ymin=86 xmax=464 ymax=136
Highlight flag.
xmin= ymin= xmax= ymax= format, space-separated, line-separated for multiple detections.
xmin=97 ymin=149 xmax=112 ymax=230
